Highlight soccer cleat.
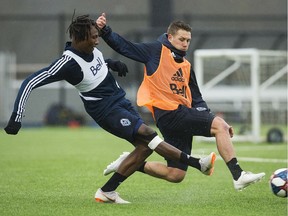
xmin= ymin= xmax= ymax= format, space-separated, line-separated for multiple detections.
xmin=233 ymin=171 xmax=266 ymax=191
xmin=199 ymin=152 xmax=217 ymax=176
xmin=103 ymin=152 xmax=130 ymax=176
xmin=95 ymin=188 xmax=130 ymax=204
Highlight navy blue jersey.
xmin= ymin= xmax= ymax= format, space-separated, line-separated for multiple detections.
xmin=100 ymin=26 xmax=208 ymax=122
xmin=12 ymin=42 xmax=126 ymax=123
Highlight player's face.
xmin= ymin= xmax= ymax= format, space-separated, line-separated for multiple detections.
xmin=85 ymin=26 xmax=99 ymax=54
xmin=168 ymin=29 xmax=191 ymax=51
xmin=77 ymin=26 xmax=99 ymax=54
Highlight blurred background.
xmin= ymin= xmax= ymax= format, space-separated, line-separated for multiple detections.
xmin=0 ymin=0 xmax=287 ymax=142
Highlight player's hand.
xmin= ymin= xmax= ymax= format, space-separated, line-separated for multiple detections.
xmin=96 ymin=12 xmax=106 ymax=29
xmin=108 ymin=60 xmax=128 ymax=77
xmin=4 ymin=113 xmax=22 ymax=135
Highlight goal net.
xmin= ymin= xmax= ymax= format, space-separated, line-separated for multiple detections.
xmin=194 ymin=49 xmax=287 ymax=143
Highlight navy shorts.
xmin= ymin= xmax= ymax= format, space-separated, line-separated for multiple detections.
xmin=157 ymin=105 xmax=215 ymax=171
xmin=97 ymin=99 xmax=144 ymax=143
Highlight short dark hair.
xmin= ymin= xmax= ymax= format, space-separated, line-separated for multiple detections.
xmin=167 ymin=21 xmax=192 ymax=35
xmin=67 ymin=14 xmax=99 ymax=42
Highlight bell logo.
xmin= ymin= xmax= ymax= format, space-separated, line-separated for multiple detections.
xmin=120 ymin=118 xmax=131 ymax=126
xmin=90 ymin=57 xmax=103 ymax=76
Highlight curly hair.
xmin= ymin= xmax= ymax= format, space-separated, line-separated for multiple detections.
xmin=67 ymin=13 xmax=99 ymax=42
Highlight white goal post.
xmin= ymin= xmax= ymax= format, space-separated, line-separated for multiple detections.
xmin=0 ymin=52 xmax=16 ymax=125
xmin=194 ymin=49 xmax=287 ymax=143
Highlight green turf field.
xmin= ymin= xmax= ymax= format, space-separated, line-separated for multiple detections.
xmin=0 ymin=127 xmax=287 ymax=216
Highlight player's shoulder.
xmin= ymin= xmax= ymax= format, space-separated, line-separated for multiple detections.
xmin=143 ymin=40 xmax=162 ymax=49
xmin=50 ymin=55 xmax=76 ymax=67
xmin=60 ymin=57 xmax=80 ymax=72
xmin=45 ymin=55 xmax=80 ymax=77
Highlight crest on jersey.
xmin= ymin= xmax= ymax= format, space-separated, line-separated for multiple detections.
xmin=120 ymin=118 xmax=131 ymax=126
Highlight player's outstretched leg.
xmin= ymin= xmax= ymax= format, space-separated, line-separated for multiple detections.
xmin=104 ymin=151 xmax=217 ymax=176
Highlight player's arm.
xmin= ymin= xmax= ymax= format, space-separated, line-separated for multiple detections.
xmin=97 ymin=13 xmax=162 ymax=75
xmin=4 ymin=57 xmax=70 ymax=135
xmin=97 ymin=13 xmax=154 ymax=63
xmin=4 ymin=70 xmax=49 ymax=134
xmin=101 ymin=26 xmax=154 ymax=63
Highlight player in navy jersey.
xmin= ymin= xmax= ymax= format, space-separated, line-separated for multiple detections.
xmin=96 ymin=13 xmax=265 ymax=192
xmin=4 ymin=14 xmax=217 ymax=204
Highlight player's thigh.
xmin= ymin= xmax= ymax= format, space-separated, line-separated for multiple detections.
xmin=158 ymin=105 xmax=214 ymax=137
xmin=181 ymin=106 xmax=215 ymax=136
xmin=98 ymin=107 xmax=143 ymax=143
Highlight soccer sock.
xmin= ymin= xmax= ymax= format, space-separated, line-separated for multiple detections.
xmin=179 ymin=152 xmax=201 ymax=170
xmin=137 ymin=161 xmax=147 ymax=173
xmin=226 ymin=158 xmax=243 ymax=180
xmin=101 ymin=172 xmax=127 ymax=192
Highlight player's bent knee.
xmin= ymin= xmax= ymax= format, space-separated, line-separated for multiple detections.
xmin=213 ymin=116 xmax=230 ymax=134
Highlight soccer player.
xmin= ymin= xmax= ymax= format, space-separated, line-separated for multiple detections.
xmin=96 ymin=13 xmax=265 ymax=190
xmin=4 ymin=14 xmax=216 ymax=204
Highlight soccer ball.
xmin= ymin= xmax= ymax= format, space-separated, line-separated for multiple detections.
xmin=269 ymin=168 xmax=287 ymax=198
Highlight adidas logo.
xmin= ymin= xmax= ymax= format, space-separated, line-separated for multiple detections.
xmin=171 ymin=68 xmax=185 ymax=82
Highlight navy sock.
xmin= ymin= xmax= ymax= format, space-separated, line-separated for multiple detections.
xmin=101 ymin=172 xmax=127 ymax=192
xmin=226 ymin=158 xmax=243 ymax=180
xmin=179 ymin=152 xmax=201 ymax=170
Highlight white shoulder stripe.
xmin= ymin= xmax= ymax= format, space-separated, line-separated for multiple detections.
xmin=48 ymin=55 xmax=72 ymax=75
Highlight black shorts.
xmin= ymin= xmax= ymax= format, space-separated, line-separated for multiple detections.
xmin=97 ymin=99 xmax=144 ymax=143
xmin=157 ymin=105 xmax=215 ymax=171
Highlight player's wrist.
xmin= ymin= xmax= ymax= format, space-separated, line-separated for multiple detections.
xmin=100 ymin=25 xmax=111 ymax=38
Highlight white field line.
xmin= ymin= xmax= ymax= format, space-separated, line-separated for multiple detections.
xmin=209 ymin=156 xmax=288 ymax=164
xmin=193 ymin=153 xmax=287 ymax=164
xmin=237 ymin=157 xmax=287 ymax=163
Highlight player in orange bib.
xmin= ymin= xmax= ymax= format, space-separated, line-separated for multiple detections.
xmin=97 ymin=13 xmax=265 ymax=191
